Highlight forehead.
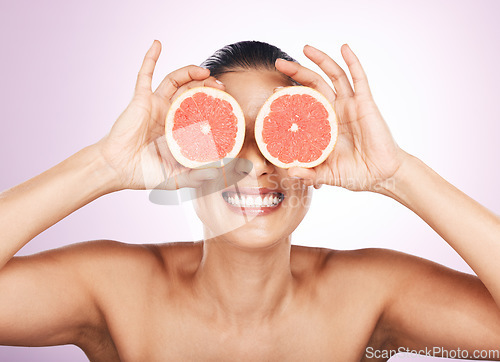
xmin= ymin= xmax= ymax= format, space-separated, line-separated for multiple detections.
xmin=217 ymin=70 xmax=293 ymax=121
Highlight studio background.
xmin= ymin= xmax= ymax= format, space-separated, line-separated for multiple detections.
xmin=0 ymin=0 xmax=499 ymax=361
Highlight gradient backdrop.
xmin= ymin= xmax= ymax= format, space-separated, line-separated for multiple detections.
xmin=1 ymin=0 xmax=499 ymax=361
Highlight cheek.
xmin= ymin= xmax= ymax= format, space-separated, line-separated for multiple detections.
xmin=282 ymin=178 xmax=313 ymax=210
xmin=285 ymin=190 xmax=312 ymax=224
xmin=192 ymin=186 xmax=249 ymax=237
xmin=192 ymin=187 xmax=216 ymax=224
xmin=191 ymin=184 xmax=212 ymax=226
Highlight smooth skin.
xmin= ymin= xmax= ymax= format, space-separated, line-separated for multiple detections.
xmin=0 ymin=40 xmax=499 ymax=361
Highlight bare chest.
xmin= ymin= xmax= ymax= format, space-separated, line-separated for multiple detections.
xmin=84 ymin=298 xmax=382 ymax=361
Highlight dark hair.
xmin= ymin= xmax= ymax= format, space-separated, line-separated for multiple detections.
xmin=201 ymin=41 xmax=299 ymax=83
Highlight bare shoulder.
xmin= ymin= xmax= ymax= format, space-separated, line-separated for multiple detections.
xmin=310 ymin=246 xmax=467 ymax=281
xmin=58 ymin=240 xmax=199 ymax=356
xmin=291 ymin=244 xmax=479 ymax=315
xmin=9 ymin=239 xmax=167 ymax=285
xmin=290 ymin=245 xmax=412 ymax=277
xmin=51 ymin=239 xmax=166 ymax=272
xmin=0 ymin=239 xmax=173 ymax=358
xmin=45 ymin=239 xmax=172 ymax=303
xmin=56 ymin=239 xmax=202 ymax=287
xmin=292 ymin=246 xmax=477 ymax=349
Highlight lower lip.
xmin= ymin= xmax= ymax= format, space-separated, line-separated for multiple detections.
xmin=223 ymin=195 xmax=284 ymax=216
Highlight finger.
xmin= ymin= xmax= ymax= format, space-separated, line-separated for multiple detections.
xmin=274 ymin=59 xmax=336 ymax=101
xmin=287 ymin=167 xmax=327 ymax=189
xmin=155 ymin=65 xmax=210 ymax=100
xmin=340 ymin=44 xmax=372 ymax=98
xmin=287 ymin=167 xmax=317 ymax=184
xmin=204 ymin=77 xmax=225 ymax=91
xmin=135 ymin=40 xmax=162 ymax=94
xmin=303 ymin=45 xmax=354 ymax=98
xmin=171 ymin=76 xmax=226 ymax=102
xmin=154 ymin=165 xmax=220 ymax=191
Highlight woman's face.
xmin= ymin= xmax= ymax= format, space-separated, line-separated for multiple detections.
xmin=192 ymin=69 xmax=313 ymax=248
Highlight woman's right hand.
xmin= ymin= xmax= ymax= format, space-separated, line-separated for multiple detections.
xmin=96 ymin=40 xmax=224 ymax=191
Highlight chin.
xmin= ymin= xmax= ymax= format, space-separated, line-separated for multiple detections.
xmin=215 ymin=226 xmax=291 ymax=250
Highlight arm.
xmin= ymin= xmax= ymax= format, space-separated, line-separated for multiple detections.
xmin=0 ymin=41 xmax=221 ymax=347
xmin=276 ymin=44 xmax=500 ymax=351
xmin=371 ymin=248 xmax=500 ymax=356
xmin=381 ymin=152 xmax=500 ymax=307
xmin=375 ymin=153 xmax=500 ymax=353
xmin=0 ymin=146 xmax=115 ymax=346
xmin=0 ymin=145 xmax=116 ymax=270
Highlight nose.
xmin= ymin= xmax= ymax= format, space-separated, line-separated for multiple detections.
xmin=234 ymin=139 xmax=274 ymax=178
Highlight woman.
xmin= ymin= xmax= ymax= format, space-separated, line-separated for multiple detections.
xmin=0 ymin=40 xmax=499 ymax=361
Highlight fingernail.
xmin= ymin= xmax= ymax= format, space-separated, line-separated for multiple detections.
xmin=215 ymin=79 xmax=223 ymax=85
xmin=304 ymin=44 xmax=318 ymax=51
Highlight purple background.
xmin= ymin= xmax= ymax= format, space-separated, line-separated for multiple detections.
xmin=1 ymin=0 xmax=499 ymax=360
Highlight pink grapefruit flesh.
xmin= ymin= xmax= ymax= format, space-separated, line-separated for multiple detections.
xmin=165 ymin=87 xmax=245 ymax=168
xmin=254 ymin=86 xmax=338 ymax=168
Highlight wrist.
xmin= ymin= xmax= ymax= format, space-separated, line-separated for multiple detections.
xmin=374 ymin=150 xmax=419 ymax=205
xmin=78 ymin=143 xmax=123 ymax=195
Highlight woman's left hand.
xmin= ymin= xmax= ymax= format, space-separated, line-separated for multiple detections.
xmin=275 ymin=44 xmax=408 ymax=192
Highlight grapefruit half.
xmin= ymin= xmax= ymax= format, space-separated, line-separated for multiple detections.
xmin=165 ymin=87 xmax=245 ymax=168
xmin=254 ymin=86 xmax=338 ymax=169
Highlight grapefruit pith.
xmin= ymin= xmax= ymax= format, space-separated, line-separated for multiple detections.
xmin=165 ymin=87 xmax=246 ymax=168
xmin=254 ymin=86 xmax=338 ymax=169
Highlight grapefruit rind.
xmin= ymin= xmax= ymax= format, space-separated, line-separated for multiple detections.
xmin=165 ymin=87 xmax=246 ymax=169
xmin=254 ymin=86 xmax=338 ymax=169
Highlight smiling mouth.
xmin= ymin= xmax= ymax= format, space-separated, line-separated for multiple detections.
xmin=221 ymin=186 xmax=285 ymax=209
xmin=222 ymin=191 xmax=284 ymax=208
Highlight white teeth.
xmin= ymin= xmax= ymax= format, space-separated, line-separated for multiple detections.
xmin=224 ymin=193 xmax=282 ymax=208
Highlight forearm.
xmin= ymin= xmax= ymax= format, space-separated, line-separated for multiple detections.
xmin=380 ymin=151 xmax=500 ymax=305
xmin=0 ymin=144 xmax=119 ymax=269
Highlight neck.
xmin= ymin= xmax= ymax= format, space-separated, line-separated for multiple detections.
xmin=194 ymin=232 xmax=295 ymax=325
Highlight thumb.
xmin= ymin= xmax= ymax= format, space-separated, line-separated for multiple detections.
xmin=173 ymin=167 xmax=220 ymax=189
xmin=288 ymin=167 xmax=316 ymax=180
